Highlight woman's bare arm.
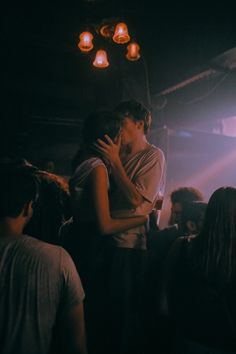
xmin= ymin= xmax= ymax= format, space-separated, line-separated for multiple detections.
xmin=88 ymin=165 xmax=147 ymax=235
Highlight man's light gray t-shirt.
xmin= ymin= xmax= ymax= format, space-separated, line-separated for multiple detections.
xmin=110 ymin=144 xmax=166 ymax=249
xmin=0 ymin=235 xmax=85 ymax=354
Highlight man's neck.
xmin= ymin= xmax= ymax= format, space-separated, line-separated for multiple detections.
xmin=121 ymin=136 xmax=149 ymax=162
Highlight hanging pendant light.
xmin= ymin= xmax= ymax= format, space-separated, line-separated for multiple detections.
xmin=93 ymin=50 xmax=109 ymax=68
xmin=126 ymin=42 xmax=141 ymax=61
xmin=112 ymin=22 xmax=130 ymax=44
xmin=78 ymin=31 xmax=94 ymax=52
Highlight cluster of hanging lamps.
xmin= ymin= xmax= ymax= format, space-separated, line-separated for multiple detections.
xmin=77 ymin=21 xmax=140 ymax=68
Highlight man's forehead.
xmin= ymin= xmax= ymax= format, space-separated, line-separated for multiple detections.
xmin=121 ymin=116 xmax=135 ymax=124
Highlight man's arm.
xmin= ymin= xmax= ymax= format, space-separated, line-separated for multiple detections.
xmin=54 ymin=249 xmax=88 ymax=354
xmin=58 ymin=303 xmax=87 ymax=354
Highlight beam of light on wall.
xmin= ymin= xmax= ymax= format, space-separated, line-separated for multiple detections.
xmin=183 ymin=147 xmax=236 ymax=190
xmin=222 ymin=116 xmax=236 ymax=137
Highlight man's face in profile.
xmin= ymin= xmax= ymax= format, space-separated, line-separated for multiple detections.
xmin=120 ymin=117 xmax=141 ymax=146
xmin=169 ymin=202 xmax=182 ymax=227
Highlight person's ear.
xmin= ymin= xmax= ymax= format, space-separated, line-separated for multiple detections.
xmin=136 ymin=120 xmax=144 ymax=130
xmin=186 ymin=220 xmax=197 ymax=233
xmin=23 ymin=200 xmax=33 ymax=218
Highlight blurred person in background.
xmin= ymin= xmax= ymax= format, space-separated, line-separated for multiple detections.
xmin=0 ymin=166 xmax=87 ymax=354
xmin=157 ymin=186 xmax=236 ymax=354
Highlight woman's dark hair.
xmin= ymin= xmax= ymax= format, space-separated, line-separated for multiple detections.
xmin=82 ymin=110 xmax=122 ymax=147
xmin=24 ymin=170 xmax=71 ymax=245
xmin=196 ymin=186 xmax=236 ymax=284
xmin=71 ymin=110 xmax=122 ymax=173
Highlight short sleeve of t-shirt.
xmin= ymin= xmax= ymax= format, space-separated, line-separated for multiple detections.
xmin=134 ymin=147 xmax=166 ymax=203
xmin=59 ymin=247 xmax=85 ymax=311
xmin=70 ymin=157 xmax=109 ymax=190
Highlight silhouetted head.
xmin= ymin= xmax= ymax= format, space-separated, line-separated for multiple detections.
xmin=71 ymin=110 xmax=123 ymax=173
xmin=169 ymin=186 xmax=204 ymax=227
xmin=198 ymin=186 xmax=236 ymax=283
xmin=181 ymin=201 xmax=207 ymax=235
xmin=200 ymin=186 xmax=236 ymax=243
xmin=0 ymin=166 xmax=39 ymax=219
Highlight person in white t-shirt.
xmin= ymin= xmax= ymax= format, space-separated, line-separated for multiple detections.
xmin=95 ymin=99 xmax=166 ymax=354
xmin=0 ymin=166 xmax=87 ymax=354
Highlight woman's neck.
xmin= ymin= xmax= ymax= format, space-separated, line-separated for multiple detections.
xmin=0 ymin=218 xmax=23 ymax=238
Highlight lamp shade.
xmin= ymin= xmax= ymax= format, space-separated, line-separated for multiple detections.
xmin=112 ymin=22 xmax=130 ymax=44
xmin=93 ymin=50 xmax=109 ymax=68
xmin=78 ymin=31 xmax=94 ymax=52
xmin=126 ymin=42 xmax=140 ymax=61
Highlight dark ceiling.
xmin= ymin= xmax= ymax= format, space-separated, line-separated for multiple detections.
xmin=1 ymin=1 xmax=236 ymax=141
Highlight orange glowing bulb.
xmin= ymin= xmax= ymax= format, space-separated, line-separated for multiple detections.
xmin=78 ymin=31 xmax=94 ymax=52
xmin=126 ymin=42 xmax=141 ymax=61
xmin=113 ymin=22 xmax=130 ymax=44
xmin=93 ymin=50 xmax=109 ymax=68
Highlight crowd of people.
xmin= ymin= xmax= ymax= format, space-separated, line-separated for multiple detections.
xmin=0 ymin=99 xmax=235 ymax=354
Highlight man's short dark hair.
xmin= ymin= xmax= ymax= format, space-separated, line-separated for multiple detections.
xmin=114 ymin=99 xmax=151 ymax=134
xmin=0 ymin=167 xmax=38 ymax=218
xmin=170 ymin=187 xmax=204 ymax=205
